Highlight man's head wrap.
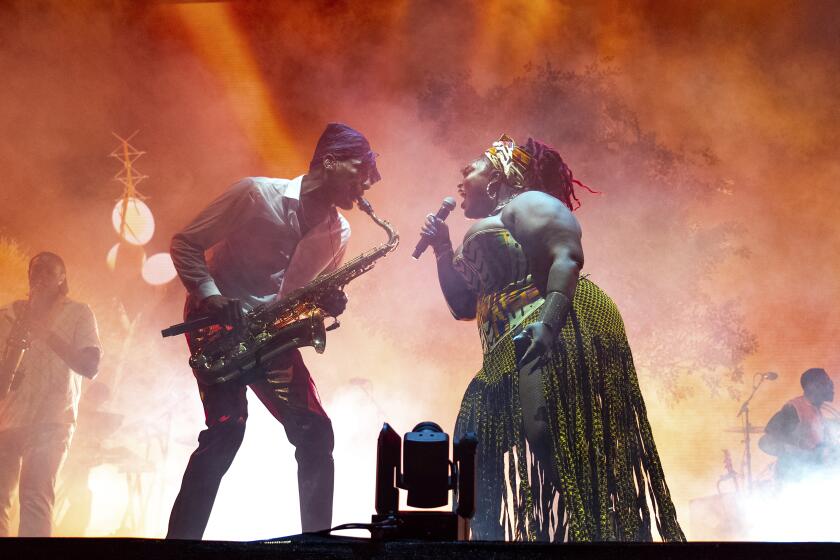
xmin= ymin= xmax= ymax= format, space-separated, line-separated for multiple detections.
xmin=483 ymin=133 xmax=598 ymax=211
xmin=309 ymin=122 xmax=381 ymax=184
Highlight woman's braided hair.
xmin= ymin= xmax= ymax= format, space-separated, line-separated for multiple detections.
xmin=520 ymin=137 xmax=598 ymax=211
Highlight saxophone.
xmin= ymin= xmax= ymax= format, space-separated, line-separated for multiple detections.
xmin=0 ymin=301 xmax=31 ymax=399
xmin=187 ymin=197 xmax=399 ymax=386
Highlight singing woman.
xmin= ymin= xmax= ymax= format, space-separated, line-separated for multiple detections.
xmin=420 ymin=135 xmax=684 ymax=542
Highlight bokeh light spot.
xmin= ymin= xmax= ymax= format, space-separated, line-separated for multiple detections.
xmin=106 ymin=242 xmax=120 ymax=271
xmin=112 ymin=197 xmax=155 ymax=246
xmin=142 ymin=252 xmax=177 ymax=285
xmin=105 ymin=241 xmax=146 ymax=276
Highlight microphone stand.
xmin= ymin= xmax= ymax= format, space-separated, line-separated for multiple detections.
xmin=736 ymin=373 xmax=769 ymax=492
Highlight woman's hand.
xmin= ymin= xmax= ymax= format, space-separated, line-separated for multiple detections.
xmin=513 ymin=322 xmax=555 ymax=369
xmin=420 ymin=214 xmax=452 ymax=253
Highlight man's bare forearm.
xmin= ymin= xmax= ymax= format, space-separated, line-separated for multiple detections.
xmin=45 ymin=334 xmax=100 ymax=378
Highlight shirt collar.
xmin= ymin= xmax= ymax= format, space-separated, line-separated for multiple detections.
xmin=284 ymin=175 xmax=304 ymax=201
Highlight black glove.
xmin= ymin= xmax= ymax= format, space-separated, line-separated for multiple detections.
xmin=200 ymin=295 xmax=244 ymax=328
xmin=320 ymin=289 xmax=348 ymax=317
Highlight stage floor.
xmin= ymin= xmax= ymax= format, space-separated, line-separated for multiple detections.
xmin=1 ymin=534 xmax=838 ymax=560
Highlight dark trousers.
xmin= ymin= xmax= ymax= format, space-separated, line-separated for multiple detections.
xmin=166 ymin=347 xmax=334 ymax=539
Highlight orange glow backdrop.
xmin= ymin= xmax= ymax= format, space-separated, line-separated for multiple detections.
xmin=0 ymin=0 xmax=838 ymax=540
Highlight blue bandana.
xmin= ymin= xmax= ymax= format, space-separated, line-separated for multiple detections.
xmin=310 ymin=123 xmax=380 ymax=184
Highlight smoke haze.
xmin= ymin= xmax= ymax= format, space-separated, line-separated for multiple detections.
xmin=0 ymin=0 xmax=838 ymax=540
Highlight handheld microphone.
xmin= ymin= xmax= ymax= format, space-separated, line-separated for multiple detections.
xmin=761 ymin=372 xmax=779 ymax=380
xmin=412 ymin=197 xmax=457 ymax=259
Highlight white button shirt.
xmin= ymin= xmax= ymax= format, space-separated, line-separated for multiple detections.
xmin=0 ymin=299 xmax=102 ymax=432
xmin=170 ymin=175 xmax=350 ymax=311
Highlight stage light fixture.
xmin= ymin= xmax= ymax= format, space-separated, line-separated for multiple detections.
xmin=372 ymin=421 xmax=477 ymax=540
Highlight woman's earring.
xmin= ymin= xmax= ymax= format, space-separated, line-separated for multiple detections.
xmin=486 ymin=181 xmax=499 ymax=200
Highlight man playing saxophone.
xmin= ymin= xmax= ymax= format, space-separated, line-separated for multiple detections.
xmin=0 ymin=252 xmax=101 ymax=536
xmin=167 ymin=123 xmax=380 ymax=539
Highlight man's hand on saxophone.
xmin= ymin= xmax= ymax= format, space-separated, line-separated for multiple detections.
xmin=319 ymin=289 xmax=348 ymax=318
xmin=199 ymin=295 xmax=244 ymax=329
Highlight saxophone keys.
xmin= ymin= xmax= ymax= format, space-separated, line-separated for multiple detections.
xmin=189 ymin=354 xmax=209 ymax=371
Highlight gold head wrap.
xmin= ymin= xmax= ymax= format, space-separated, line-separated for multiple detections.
xmin=484 ymin=134 xmax=532 ymax=187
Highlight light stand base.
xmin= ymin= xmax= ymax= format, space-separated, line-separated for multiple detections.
xmin=372 ymin=511 xmax=468 ymax=541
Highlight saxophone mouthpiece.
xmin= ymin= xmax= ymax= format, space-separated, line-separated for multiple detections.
xmin=356 ymin=197 xmax=373 ymax=214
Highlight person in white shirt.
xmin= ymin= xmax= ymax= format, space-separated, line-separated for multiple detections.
xmin=0 ymin=252 xmax=102 ymax=537
xmin=167 ymin=123 xmax=380 ymax=539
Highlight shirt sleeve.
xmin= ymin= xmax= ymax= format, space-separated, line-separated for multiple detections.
xmin=73 ymin=304 xmax=102 ymax=354
xmin=170 ymin=178 xmax=260 ymax=299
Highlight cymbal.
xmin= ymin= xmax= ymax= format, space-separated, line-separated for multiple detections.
xmin=723 ymin=426 xmax=766 ymax=434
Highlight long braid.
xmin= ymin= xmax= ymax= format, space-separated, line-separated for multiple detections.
xmin=522 ymin=138 xmax=599 ymax=211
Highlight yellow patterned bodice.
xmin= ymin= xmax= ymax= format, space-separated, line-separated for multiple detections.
xmin=452 ymin=228 xmax=543 ymax=353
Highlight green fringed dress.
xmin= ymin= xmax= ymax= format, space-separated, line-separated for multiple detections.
xmin=451 ymin=228 xmax=684 ymax=542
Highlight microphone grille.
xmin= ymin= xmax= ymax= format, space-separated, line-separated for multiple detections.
xmin=442 ymin=196 xmax=457 ymax=210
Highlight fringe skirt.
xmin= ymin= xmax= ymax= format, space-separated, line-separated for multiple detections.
xmin=454 ymin=278 xmax=685 ymax=542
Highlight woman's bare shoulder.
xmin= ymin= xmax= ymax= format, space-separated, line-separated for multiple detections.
xmin=507 ymin=190 xmax=566 ymax=213
xmin=503 ymin=191 xmax=579 ymax=234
